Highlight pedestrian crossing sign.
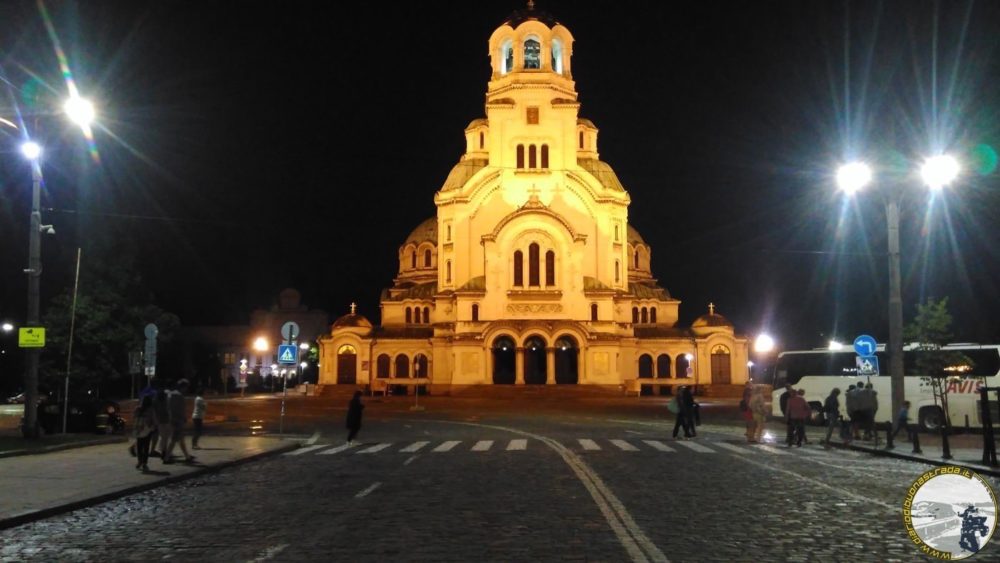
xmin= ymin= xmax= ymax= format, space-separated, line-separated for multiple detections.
xmin=278 ymin=344 xmax=298 ymax=365
xmin=856 ymin=355 xmax=879 ymax=376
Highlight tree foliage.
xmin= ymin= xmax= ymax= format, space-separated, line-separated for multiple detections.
xmin=903 ymin=297 xmax=972 ymax=375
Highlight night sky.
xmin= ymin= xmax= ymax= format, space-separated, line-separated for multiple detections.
xmin=1 ymin=0 xmax=999 ymax=351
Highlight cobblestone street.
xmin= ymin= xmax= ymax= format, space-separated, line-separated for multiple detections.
xmin=3 ymin=398 xmax=1000 ymax=562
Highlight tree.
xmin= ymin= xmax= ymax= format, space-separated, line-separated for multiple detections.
xmin=40 ymin=236 xmax=181 ymax=398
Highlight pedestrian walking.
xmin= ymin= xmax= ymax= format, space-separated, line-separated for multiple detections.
xmin=822 ymin=388 xmax=841 ymax=447
xmin=132 ymin=395 xmax=157 ymax=472
xmin=165 ymin=379 xmax=195 ymax=463
xmin=152 ymin=380 xmax=172 ymax=460
xmin=749 ymin=386 xmax=769 ymax=443
xmin=741 ymin=382 xmax=754 ymax=442
xmin=891 ymin=400 xmax=912 ymax=441
xmin=778 ymin=383 xmax=793 ymax=417
xmin=671 ymin=386 xmax=693 ymax=439
xmin=136 ymin=380 xmax=159 ymax=457
xmin=346 ymin=390 xmax=365 ymax=445
xmin=845 ymin=384 xmax=859 ymax=441
xmin=786 ymin=389 xmax=810 ymax=447
xmin=191 ymin=388 xmax=206 ymax=449
xmin=857 ymin=382 xmax=877 ymax=440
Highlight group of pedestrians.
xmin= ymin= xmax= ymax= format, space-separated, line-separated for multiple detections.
xmin=131 ymin=378 xmax=206 ymax=472
xmin=844 ymin=382 xmax=879 ymax=441
xmin=670 ymin=385 xmax=699 ymax=439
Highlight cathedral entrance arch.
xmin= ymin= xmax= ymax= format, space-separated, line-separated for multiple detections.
xmin=524 ymin=335 xmax=547 ymax=385
xmin=711 ymin=345 xmax=732 ymax=384
xmin=554 ymin=336 xmax=579 ymax=384
xmin=337 ymin=344 xmax=357 ymax=385
xmin=638 ymin=354 xmax=654 ymax=395
xmin=492 ymin=336 xmax=516 ymax=385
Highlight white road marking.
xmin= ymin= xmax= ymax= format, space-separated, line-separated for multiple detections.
xmin=317 ymin=443 xmax=353 ymax=455
xmin=355 ymin=482 xmax=382 ymax=498
xmin=579 ymin=439 xmax=602 ymax=451
xmin=305 ymin=431 xmax=321 ymax=446
xmin=403 ymin=455 xmax=419 ymax=466
xmin=755 ymin=445 xmax=790 ymax=455
xmin=642 ymin=440 xmax=675 ymax=452
xmin=796 ymin=447 xmax=827 ymax=456
xmin=672 ymin=440 xmax=715 ymax=453
xmin=611 ymin=439 xmax=639 ymax=451
xmin=433 ymin=440 xmax=461 ymax=452
xmin=625 ymin=430 xmax=643 ymax=435
xmin=507 ymin=439 xmax=527 ymax=451
xmin=471 ymin=440 xmax=494 ymax=451
xmin=247 ymin=543 xmax=289 ymax=562
xmin=284 ymin=444 xmax=330 ymax=456
xmin=400 ymin=441 xmax=429 ymax=453
xmin=358 ymin=443 xmax=392 ymax=454
xmin=735 ymin=455 xmax=895 ymax=511
xmin=711 ymin=442 xmax=751 ymax=455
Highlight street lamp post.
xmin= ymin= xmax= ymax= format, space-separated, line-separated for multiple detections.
xmin=836 ymin=155 xmax=960 ymax=425
xmin=21 ymin=142 xmax=43 ymax=438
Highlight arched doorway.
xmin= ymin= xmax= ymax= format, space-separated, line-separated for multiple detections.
xmin=711 ymin=345 xmax=732 ymax=384
xmin=638 ymin=354 xmax=654 ymax=396
xmin=337 ymin=344 xmax=357 ymax=384
xmin=524 ymin=335 xmax=547 ymax=384
xmin=492 ymin=336 xmax=516 ymax=384
xmin=656 ymin=354 xmax=672 ymax=395
xmin=376 ymin=354 xmax=391 ymax=378
xmin=393 ymin=354 xmax=410 ymax=395
xmin=414 ymin=353 xmax=429 ymax=395
xmin=554 ymin=336 xmax=578 ymax=384
xmin=676 ymin=354 xmax=691 ymax=380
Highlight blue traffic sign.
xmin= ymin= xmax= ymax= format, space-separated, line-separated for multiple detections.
xmin=278 ymin=344 xmax=298 ymax=365
xmin=853 ymin=334 xmax=877 ymax=357
xmin=856 ymin=355 xmax=880 ymax=376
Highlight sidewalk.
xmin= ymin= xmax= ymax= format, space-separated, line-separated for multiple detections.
xmin=0 ymin=435 xmax=298 ymax=530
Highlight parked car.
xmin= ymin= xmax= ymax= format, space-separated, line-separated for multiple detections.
xmin=27 ymin=398 xmax=126 ymax=435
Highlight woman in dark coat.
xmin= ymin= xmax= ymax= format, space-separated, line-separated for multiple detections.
xmin=680 ymin=386 xmax=697 ymax=438
xmin=346 ymin=391 xmax=364 ymax=445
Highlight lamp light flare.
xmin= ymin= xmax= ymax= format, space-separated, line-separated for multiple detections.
xmin=836 ymin=161 xmax=872 ymax=195
xmin=63 ymin=96 xmax=95 ymax=128
xmin=921 ymin=154 xmax=960 ymax=190
xmin=253 ymin=336 xmax=269 ymax=352
xmin=828 ymin=340 xmax=844 ymax=351
xmin=1 ymin=322 xmax=14 ymax=332
xmin=21 ymin=141 xmax=42 ymax=161
xmin=754 ymin=334 xmax=775 ymax=353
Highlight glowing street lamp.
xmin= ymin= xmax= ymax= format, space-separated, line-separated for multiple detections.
xmin=253 ymin=336 xmax=269 ymax=352
xmin=63 ymin=96 xmax=96 ymax=129
xmin=828 ymin=340 xmax=844 ymax=351
xmin=754 ymin=334 xmax=775 ymax=354
xmin=2 ymin=322 xmax=13 ymax=333
xmin=20 ymin=141 xmax=42 ymax=161
xmin=920 ymin=154 xmax=960 ymax=191
xmin=836 ymin=161 xmax=872 ymax=195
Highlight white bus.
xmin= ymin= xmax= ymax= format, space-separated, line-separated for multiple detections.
xmin=770 ymin=344 xmax=1000 ymax=431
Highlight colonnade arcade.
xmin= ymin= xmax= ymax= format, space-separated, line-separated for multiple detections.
xmin=489 ymin=333 xmax=580 ymax=385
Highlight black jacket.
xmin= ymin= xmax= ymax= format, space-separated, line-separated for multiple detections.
xmin=346 ymin=397 xmax=364 ymax=429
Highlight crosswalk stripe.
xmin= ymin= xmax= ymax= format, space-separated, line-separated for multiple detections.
xmin=400 ymin=441 xmax=429 ymax=453
xmin=433 ymin=440 xmax=462 ymax=452
xmin=507 ymin=439 xmax=527 ymax=451
xmin=284 ymin=444 xmax=330 ymax=456
xmin=318 ymin=443 xmax=354 ymax=455
xmin=797 ymin=447 xmax=826 ymax=456
xmin=610 ymin=439 xmax=639 ymax=451
xmin=713 ymin=442 xmax=753 ymax=454
xmin=673 ymin=440 xmax=716 ymax=453
xmin=755 ymin=445 xmax=790 ymax=455
xmin=471 ymin=440 xmax=494 ymax=451
xmin=579 ymin=439 xmax=601 ymax=451
xmin=358 ymin=443 xmax=392 ymax=454
xmin=642 ymin=440 xmax=675 ymax=452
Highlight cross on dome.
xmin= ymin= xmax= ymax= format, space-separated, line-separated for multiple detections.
xmin=350 ymin=302 xmax=357 ymax=315
xmin=708 ymin=302 xmax=715 ymax=315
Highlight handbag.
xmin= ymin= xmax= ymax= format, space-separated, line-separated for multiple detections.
xmin=667 ymin=397 xmax=680 ymax=414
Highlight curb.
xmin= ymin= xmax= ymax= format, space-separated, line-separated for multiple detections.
xmin=828 ymin=441 xmax=1000 ymax=479
xmin=0 ymin=436 xmax=128 ymax=459
xmin=0 ymin=440 xmax=300 ymax=531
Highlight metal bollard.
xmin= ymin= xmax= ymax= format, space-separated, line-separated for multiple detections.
xmin=885 ymin=421 xmax=894 ymax=450
xmin=912 ymin=429 xmax=922 ymax=454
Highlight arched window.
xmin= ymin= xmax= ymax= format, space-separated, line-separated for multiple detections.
xmin=634 ymin=250 xmax=640 ymax=269
xmin=650 ymin=307 xmax=657 ymax=324
xmin=424 ymin=249 xmax=432 ymax=267
xmin=411 ymin=251 xmax=416 ymax=269
xmin=551 ymin=38 xmax=563 ymax=73
xmin=414 ymin=308 xmax=421 ymax=324
xmin=641 ymin=307 xmax=648 ymax=324
xmin=657 ymin=354 xmax=672 ymax=378
xmin=528 ymin=243 xmax=540 ymax=286
xmin=479 ymin=132 xmax=484 ymax=149
xmin=471 ymin=304 xmax=479 ymax=322
xmin=446 ymin=260 xmax=452 ymax=283
xmin=377 ymin=354 xmax=391 ymax=378
xmin=405 ymin=307 xmax=412 ymax=324
xmin=414 ymin=354 xmax=428 ymax=378
xmin=615 ymin=260 xmax=621 ymax=283
xmin=423 ymin=307 xmax=430 ymax=324
xmin=524 ymin=38 xmax=540 ymax=69
xmin=579 ymin=131 xmax=584 ymax=149
xmin=545 ymin=250 xmax=555 ymax=286
xmin=541 ymin=144 xmax=549 ymax=169
xmin=338 ymin=344 xmax=356 ymax=355
xmin=516 ymin=144 xmax=524 ymax=169
xmin=501 ymin=39 xmax=514 ymax=74
xmin=632 ymin=307 xmax=639 ymax=324
xmin=513 ymin=250 xmax=524 ymax=286
xmin=446 ymin=225 xmax=451 ymax=241
xmin=395 ymin=355 xmax=410 ymax=378
xmin=590 ymin=303 xmax=598 ymax=321
xmin=528 ymin=144 xmax=537 ymax=168
xmin=614 ymin=225 xmax=620 ymax=241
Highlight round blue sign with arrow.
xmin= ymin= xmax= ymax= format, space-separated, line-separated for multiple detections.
xmin=853 ymin=334 xmax=877 ymax=357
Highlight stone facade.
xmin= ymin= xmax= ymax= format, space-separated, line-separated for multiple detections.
xmin=318 ymin=5 xmax=748 ymax=391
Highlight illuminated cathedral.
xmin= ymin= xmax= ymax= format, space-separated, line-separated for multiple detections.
xmin=318 ymin=4 xmax=749 ymax=392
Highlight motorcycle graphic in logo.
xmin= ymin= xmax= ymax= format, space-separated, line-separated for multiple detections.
xmin=903 ymin=466 xmax=997 ymax=560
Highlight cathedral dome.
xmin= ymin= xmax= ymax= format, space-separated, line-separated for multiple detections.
xmin=692 ymin=313 xmax=734 ymax=328
xmin=502 ymin=1 xmax=559 ymax=28
xmin=627 ymin=225 xmax=645 ymax=246
xmin=405 ymin=217 xmax=438 ymax=246
xmin=332 ymin=313 xmax=373 ymax=329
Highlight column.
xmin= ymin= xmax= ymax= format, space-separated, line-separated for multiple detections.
xmin=515 ymin=347 xmax=525 ymax=385
xmin=546 ymin=347 xmax=556 ymax=384
xmin=487 ymin=349 xmax=494 ymax=384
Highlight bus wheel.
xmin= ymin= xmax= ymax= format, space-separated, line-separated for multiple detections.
xmin=808 ymin=402 xmax=825 ymax=426
xmin=919 ymin=406 xmax=944 ymax=432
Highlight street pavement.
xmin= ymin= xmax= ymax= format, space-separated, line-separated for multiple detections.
xmin=2 ymin=392 xmax=1000 ymax=562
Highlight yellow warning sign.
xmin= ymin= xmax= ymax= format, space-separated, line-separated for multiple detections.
xmin=18 ymin=327 xmax=45 ymax=348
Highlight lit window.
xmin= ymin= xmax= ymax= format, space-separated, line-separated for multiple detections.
xmin=501 ymin=40 xmax=514 ymax=74
xmin=524 ymin=39 xmax=540 ymax=69
xmin=551 ymin=38 xmax=563 ymax=73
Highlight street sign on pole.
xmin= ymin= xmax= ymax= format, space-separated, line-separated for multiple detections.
xmin=18 ymin=327 xmax=45 ymax=348
xmin=853 ymin=334 xmax=877 ymax=357
xmin=281 ymin=321 xmax=300 ymax=343
xmin=856 ymin=355 xmax=880 ymax=376
xmin=278 ymin=344 xmax=298 ymax=365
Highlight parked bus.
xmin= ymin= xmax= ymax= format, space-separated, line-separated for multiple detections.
xmin=770 ymin=344 xmax=1000 ymax=431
